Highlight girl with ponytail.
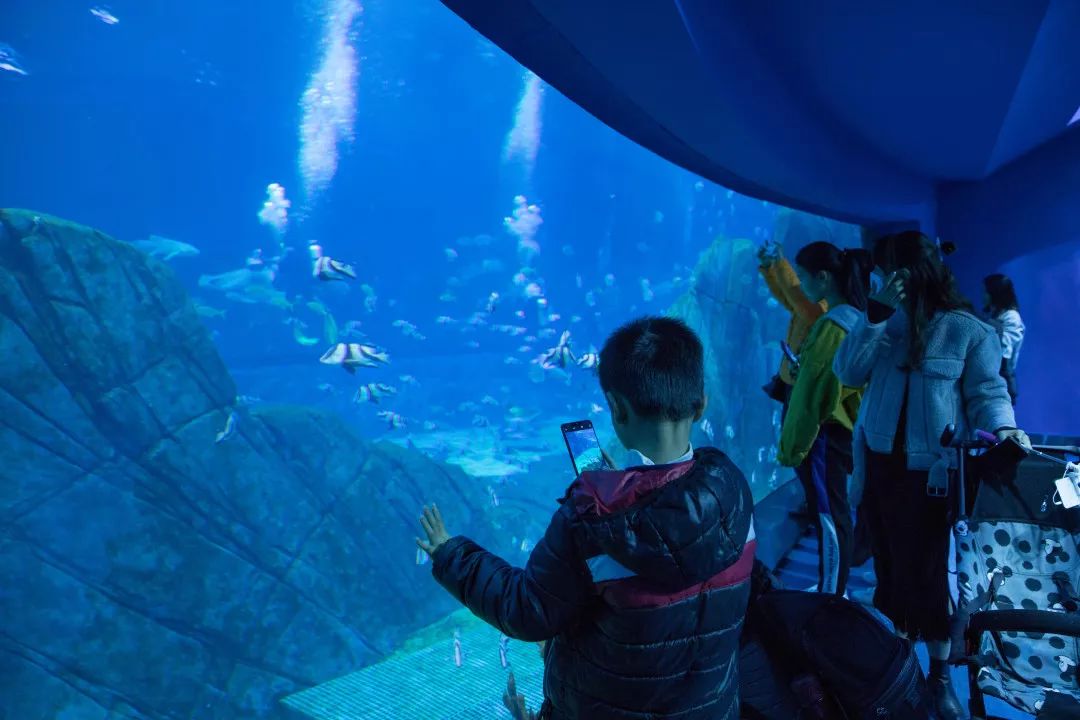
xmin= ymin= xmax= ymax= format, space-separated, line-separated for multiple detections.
xmin=777 ymin=241 xmax=872 ymax=598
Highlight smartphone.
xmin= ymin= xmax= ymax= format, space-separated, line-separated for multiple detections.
xmin=561 ymin=420 xmax=613 ymax=475
xmin=781 ymin=340 xmax=800 ymax=370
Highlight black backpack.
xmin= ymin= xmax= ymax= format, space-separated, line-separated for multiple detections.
xmin=740 ymin=561 xmax=936 ymax=720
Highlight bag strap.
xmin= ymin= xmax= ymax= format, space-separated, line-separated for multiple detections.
xmin=948 ymin=569 xmax=1005 ymax=663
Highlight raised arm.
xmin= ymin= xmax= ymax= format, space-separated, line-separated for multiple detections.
xmin=431 ymin=505 xmax=594 ymax=642
xmin=772 ymin=255 xmax=827 ymax=324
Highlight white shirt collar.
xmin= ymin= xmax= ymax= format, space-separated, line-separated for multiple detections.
xmin=625 ymin=443 xmax=694 ymax=468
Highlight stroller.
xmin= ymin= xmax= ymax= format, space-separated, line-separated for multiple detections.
xmin=945 ymin=427 xmax=1080 ymax=719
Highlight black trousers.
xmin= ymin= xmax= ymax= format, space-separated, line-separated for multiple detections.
xmin=794 ymin=423 xmax=854 ymax=596
xmin=862 ymin=449 xmax=952 ymax=641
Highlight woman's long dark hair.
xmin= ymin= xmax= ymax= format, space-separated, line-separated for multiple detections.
xmin=873 ymin=231 xmax=974 ymax=368
xmin=983 ymin=273 xmax=1020 ymax=314
xmin=794 ymin=241 xmax=872 ymax=311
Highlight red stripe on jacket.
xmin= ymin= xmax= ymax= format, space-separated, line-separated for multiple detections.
xmin=569 ymin=459 xmax=696 ymax=516
xmin=596 ymin=539 xmax=757 ymax=610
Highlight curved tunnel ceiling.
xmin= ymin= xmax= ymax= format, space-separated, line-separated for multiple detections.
xmin=440 ymin=0 xmax=1080 ymax=251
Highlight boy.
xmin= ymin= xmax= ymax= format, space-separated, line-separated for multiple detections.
xmin=417 ymin=316 xmax=756 ymax=720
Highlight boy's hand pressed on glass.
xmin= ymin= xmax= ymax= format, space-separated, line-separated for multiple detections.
xmin=416 ymin=504 xmax=451 ymax=557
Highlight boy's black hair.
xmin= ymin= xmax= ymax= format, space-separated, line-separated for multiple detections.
xmin=598 ymin=315 xmax=705 ymax=422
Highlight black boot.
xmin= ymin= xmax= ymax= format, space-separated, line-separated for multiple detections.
xmin=928 ymin=659 xmax=967 ymax=720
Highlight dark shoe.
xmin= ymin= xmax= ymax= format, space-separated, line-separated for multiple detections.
xmin=928 ymin=675 xmax=967 ymax=720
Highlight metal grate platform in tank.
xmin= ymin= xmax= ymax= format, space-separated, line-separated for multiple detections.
xmin=281 ymin=619 xmax=545 ymax=720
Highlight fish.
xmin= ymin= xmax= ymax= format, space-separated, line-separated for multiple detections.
xmin=392 ymin=319 xmax=426 ymax=340
xmin=398 ymin=374 xmax=420 ymax=387
xmin=538 ymin=330 xmax=575 ymax=370
xmin=576 ymin=351 xmax=600 ymax=371
xmin=354 ymin=382 xmax=397 ymax=404
xmin=453 ymin=630 xmax=463 ymax=667
xmin=90 ymin=6 xmax=119 ymax=24
xmin=499 ymin=634 xmax=509 ymax=668
xmin=435 ymin=315 xmax=456 ymax=324
xmin=215 ymin=411 xmax=238 ymax=443
xmin=700 ymin=418 xmax=715 ymax=443
xmin=290 ymin=320 xmax=320 ymax=346
xmin=319 ymin=342 xmax=389 ymax=373
xmin=589 ymin=403 xmax=604 ymax=415
xmin=131 ymin=234 xmax=200 ymax=261
xmin=226 ymin=284 xmax=293 ymax=310
xmin=200 ymin=266 xmax=273 ymax=293
xmin=481 ymin=395 xmax=499 ymax=407
xmin=488 ymin=486 xmax=500 ymax=507
xmin=0 ymin=44 xmax=28 ymax=76
xmin=439 ymin=292 xmax=456 ymax=303
xmin=313 ymin=255 xmax=357 ymax=281
xmin=415 ymin=547 xmax=429 ymax=565
xmin=361 ymin=284 xmax=378 ymax=313
xmin=486 ymin=292 xmax=500 ymax=313
xmin=640 ymin=278 xmax=655 ymax=302
xmin=376 ymin=410 xmax=406 ymax=429
xmin=192 ymin=302 xmax=226 ymax=319
xmin=444 ymin=247 xmax=458 ymax=261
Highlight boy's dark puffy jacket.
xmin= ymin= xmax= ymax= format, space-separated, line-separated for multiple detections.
xmin=431 ymin=447 xmax=756 ymax=719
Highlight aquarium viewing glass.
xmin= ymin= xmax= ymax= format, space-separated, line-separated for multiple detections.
xmin=0 ymin=1 xmax=861 ymax=718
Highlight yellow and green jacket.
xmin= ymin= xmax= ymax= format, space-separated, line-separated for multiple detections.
xmin=778 ymin=304 xmax=864 ymax=467
xmin=759 ymin=256 xmax=827 ymax=385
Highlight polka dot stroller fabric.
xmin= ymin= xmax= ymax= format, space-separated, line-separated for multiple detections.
xmin=957 ymin=519 xmax=1080 ymax=713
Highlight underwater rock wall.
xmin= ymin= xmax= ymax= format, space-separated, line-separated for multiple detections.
xmin=0 ymin=210 xmax=496 ymax=719
xmin=669 ymin=236 xmax=786 ymax=498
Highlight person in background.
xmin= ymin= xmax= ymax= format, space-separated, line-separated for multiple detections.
xmin=834 ymin=231 xmax=1029 ymax=720
xmin=417 ymin=316 xmax=755 ymax=720
xmin=758 ymin=239 xmax=827 ymax=417
xmin=778 ymin=242 xmax=871 ymax=597
xmin=983 ymin=273 xmax=1024 ymax=405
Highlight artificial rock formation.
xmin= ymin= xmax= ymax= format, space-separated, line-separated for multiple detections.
xmin=0 ymin=210 xmax=496 ymax=719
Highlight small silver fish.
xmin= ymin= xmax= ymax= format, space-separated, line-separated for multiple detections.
xmin=215 ymin=411 xmax=238 ymax=443
xmin=700 ymin=418 xmax=715 ymax=443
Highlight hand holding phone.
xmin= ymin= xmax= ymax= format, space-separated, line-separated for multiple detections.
xmin=561 ymin=420 xmax=615 ymax=475
xmin=870 ymin=269 xmax=909 ymax=309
